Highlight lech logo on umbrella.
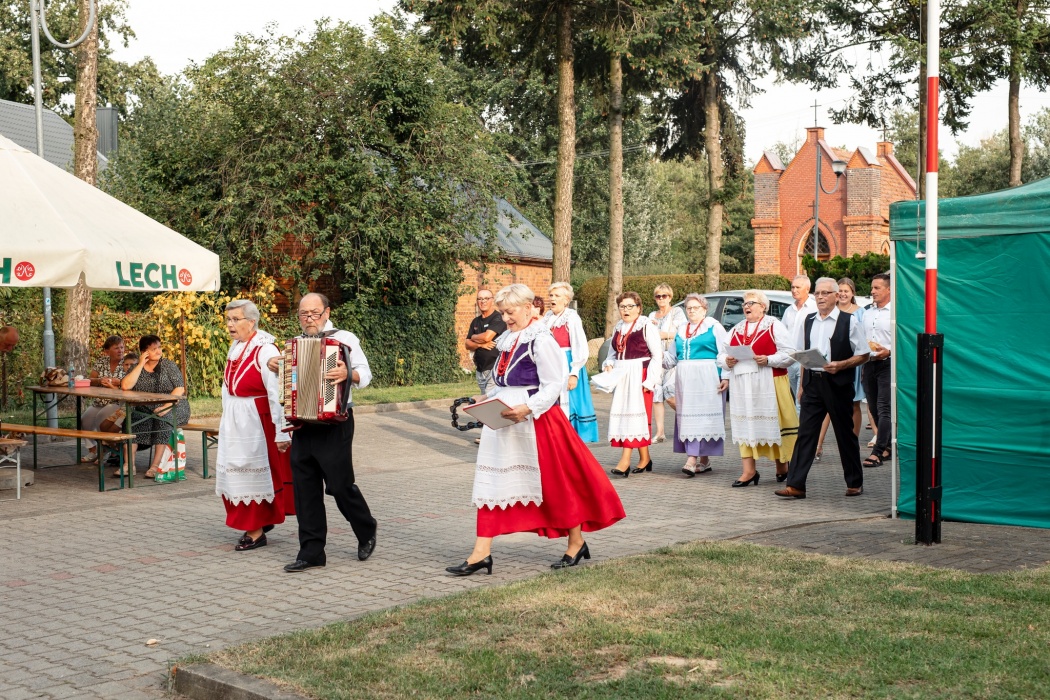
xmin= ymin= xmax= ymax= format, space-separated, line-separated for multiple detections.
xmin=116 ymin=261 xmax=188 ymax=290
xmin=0 ymin=258 xmax=35 ymax=284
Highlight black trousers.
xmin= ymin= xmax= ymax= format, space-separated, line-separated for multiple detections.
xmin=786 ymin=372 xmax=864 ymax=491
xmin=862 ymin=358 xmax=892 ymax=455
xmin=290 ymin=412 xmax=376 ymax=564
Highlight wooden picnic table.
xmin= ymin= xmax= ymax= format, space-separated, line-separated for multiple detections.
xmin=28 ymin=385 xmax=182 ymax=488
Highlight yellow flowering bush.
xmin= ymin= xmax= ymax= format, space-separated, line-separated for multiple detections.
xmin=147 ymin=275 xmax=284 ymax=397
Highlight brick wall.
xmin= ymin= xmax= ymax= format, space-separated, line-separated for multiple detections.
xmin=754 ymin=130 xmax=916 ymax=278
xmin=455 ymin=260 xmax=552 ymax=369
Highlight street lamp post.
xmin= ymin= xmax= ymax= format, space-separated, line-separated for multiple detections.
xmin=812 ymin=137 xmax=848 ymax=263
xmin=29 ymin=0 xmax=96 ymax=427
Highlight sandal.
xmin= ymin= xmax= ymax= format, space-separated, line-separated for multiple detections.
xmin=80 ymin=452 xmax=98 ymax=463
xmin=862 ymin=453 xmax=884 ymax=468
xmin=144 ymin=468 xmax=158 ymax=479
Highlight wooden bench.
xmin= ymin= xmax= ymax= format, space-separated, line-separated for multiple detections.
xmin=2 ymin=423 xmax=137 ymax=492
xmin=182 ymin=422 xmax=219 ymax=479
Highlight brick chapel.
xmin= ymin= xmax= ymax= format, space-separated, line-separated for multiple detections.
xmin=751 ymin=126 xmax=916 ymax=278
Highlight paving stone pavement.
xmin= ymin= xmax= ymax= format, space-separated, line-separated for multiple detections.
xmin=0 ymin=394 xmax=1037 ymax=699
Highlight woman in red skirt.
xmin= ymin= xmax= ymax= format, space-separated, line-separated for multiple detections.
xmin=599 ymin=291 xmax=663 ymax=477
xmin=446 ymin=284 xmax=625 ymax=576
xmin=215 ymin=299 xmax=295 ymax=551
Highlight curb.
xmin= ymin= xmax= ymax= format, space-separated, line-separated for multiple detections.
xmin=173 ymin=664 xmax=309 ymax=700
xmin=353 ymin=397 xmax=456 ymax=414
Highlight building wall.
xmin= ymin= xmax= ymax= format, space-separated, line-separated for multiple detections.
xmin=455 ymin=260 xmax=552 ymax=369
xmin=752 ymin=129 xmax=916 ymax=278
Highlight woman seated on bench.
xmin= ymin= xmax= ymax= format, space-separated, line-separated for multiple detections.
xmin=119 ymin=335 xmax=191 ymax=478
xmin=81 ymin=335 xmax=126 ymax=465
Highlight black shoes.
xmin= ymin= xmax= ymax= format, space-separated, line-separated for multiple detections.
xmin=358 ymin=533 xmax=377 ymax=561
xmin=235 ymin=534 xmax=267 ymax=551
xmin=631 ymin=460 xmax=653 ymax=474
xmin=446 ymin=556 xmax=493 ymax=576
xmin=609 ymin=467 xmax=630 ymax=478
xmin=551 ymin=542 xmax=590 ymax=569
xmin=775 ymin=472 xmax=789 ymax=482
xmin=731 ymin=472 xmax=760 ymax=487
xmin=284 ymin=559 xmax=325 ymax=572
xmin=263 ymin=524 xmax=275 ymax=534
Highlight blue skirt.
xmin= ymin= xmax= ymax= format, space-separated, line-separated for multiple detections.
xmin=565 ymin=350 xmax=599 ymax=443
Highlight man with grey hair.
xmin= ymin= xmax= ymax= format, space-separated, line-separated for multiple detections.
xmin=776 ymin=277 xmax=869 ymax=499
xmin=781 ymin=275 xmax=815 ymax=406
xmin=266 ymin=293 xmax=377 ymax=571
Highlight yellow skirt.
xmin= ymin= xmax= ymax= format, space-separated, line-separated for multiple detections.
xmin=738 ymin=374 xmax=799 ymax=462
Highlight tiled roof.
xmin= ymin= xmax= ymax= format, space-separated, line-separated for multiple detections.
xmin=0 ymin=98 xmax=107 ymax=171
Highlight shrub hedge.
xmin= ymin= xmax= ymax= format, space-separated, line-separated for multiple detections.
xmin=576 ymin=273 xmax=791 ymax=339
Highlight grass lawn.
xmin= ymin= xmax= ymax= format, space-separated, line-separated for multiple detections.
xmin=209 ymin=542 xmax=1050 ymax=699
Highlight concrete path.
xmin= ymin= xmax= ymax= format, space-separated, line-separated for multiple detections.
xmin=0 ymin=394 xmax=1029 ymax=699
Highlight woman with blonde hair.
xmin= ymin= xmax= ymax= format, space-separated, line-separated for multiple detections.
xmin=447 ymin=284 xmax=625 ymax=576
xmin=648 ymin=283 xmax=686 ymax=442
xmin=721 ymin=290 xmax=798 ymax=486
xmin=663 ymin=294 xmax=729 ymax=476
xmin=543 ymin=281 xmax=599 ymax=442
xmin=602 ymin=290 xmax=663 ymax=476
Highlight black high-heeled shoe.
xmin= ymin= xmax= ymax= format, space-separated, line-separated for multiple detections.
xmin=445 ymin=556 xmax=493 ymax=576
xmin=609 ymin=467 xmax=630 ymax=478
xmin=775 ymin=471 xmax=789 ymax=482
xmin=631 ymin=460 xmax=653 ymax=474
xmin=551 ymin=542 xmax=590 ymax=569
xmin=731 ymin=472 xmax=760 ymax=487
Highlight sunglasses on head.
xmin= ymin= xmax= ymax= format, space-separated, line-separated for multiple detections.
xmin=655 ymin=294 xmax=671 ymax=299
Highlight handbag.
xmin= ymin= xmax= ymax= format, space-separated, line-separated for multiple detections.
xmin=42 ymin=367 xmax=69 ymax=387
xmin=155 ymin=428 xmax=187 ymax=482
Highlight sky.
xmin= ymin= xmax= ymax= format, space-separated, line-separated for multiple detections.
xmin=112 ymin=0 xmax=1050 ymax=169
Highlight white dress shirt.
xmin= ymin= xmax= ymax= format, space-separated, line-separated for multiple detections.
xmin=864 ymin=302 xmax=893 ymax=354
xmin=782 ymin=295 xmax=817 ymax=343
xmin=796 ymin=307 xmax=868 ymax=372
xmin=318 ymin=320 xmax=372 ymax=398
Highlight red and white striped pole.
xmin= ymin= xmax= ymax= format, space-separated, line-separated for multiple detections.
xmin=916 ymin=0 xmax=943 ymax=545
xmin=925 ymin=0 xmax=940 ymax=332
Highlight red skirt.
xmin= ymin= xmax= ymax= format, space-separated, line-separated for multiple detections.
xmin=223 ymin=396 xmax=295 ymax=531
xmin=611 ymin=366 xmax=654 ymax=448
xmin=477 ymin=405 xmax=626 ymax=539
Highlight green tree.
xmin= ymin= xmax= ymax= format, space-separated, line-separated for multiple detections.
xmin=653 ymin=0 xmax=818 ymax=293
xmin=106 ymin=16 xmax=512 ymax=384
xmin=0 ymin=0 xmax=157 ymax=117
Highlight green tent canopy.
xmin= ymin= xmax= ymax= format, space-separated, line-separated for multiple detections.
xmin=890 ymin=178 xmax=1050 ymax=529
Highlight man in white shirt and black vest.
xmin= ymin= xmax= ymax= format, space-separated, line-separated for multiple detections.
xmin=776 ymin=277 xmax=870 ymax=499
xmin=861 ymin=273 xmax=892 ymax=468
xmin=268 ymin=293 xmax=378 ymax=571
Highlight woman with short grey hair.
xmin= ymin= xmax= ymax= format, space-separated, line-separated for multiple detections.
xmin=214 ymin=298 xmax=295 ymax=552
xmin=663 ymin=293 xmax=730 ymax=476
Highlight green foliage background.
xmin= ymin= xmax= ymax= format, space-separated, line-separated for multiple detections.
xmin=800 ymin=253 xmax=891 ymax=296
xmin=104 ymin=16 xmax=512 ymax=387
xmin=576 ymin=273 xmax=790 ymax=339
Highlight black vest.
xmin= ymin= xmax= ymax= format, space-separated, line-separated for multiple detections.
xmin=803 ymin=311 xmax=855 ymax=387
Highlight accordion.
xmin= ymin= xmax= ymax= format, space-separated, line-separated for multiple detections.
xmin=279 ymin=335 xmax=353 ymax=424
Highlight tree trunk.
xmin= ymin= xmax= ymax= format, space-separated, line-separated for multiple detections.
xmin=917 ymin=2 xmax=926 ymax=199
xmin=64 ymin=0 xmax=98 ymax=374
xmin=604 ymin=54 xmax=624 ymax=337
xmin=703 ymin=70 xmax=724 ymax=293
xmin=552 ymin=1 xmax=576 ymax=283
xmin=1008 ymin=0 xmax=1026 ymax=187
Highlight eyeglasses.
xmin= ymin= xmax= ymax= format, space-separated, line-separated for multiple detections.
xmin=225 ymin=316 xmax=248 ymax=323
xmin=813 ymin=291 xmax=836 ymax=296
xmin=743 ymin=301 xmax=762 ymax=308
xmin=684 ymin=305 xmax=704 ymax=312
xmin=298 ymin=310 xmax=326 ymax=320
xmin=654 ymin=294 xmax=670 ymax=299
xmin=618 ymin=304 xmax=638 ymax=310
xmin=477 ymin=296 xmax=493 ymax=302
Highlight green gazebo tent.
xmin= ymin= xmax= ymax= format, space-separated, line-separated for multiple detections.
xmin=889 ymin=178 xmax=1050 ymax=529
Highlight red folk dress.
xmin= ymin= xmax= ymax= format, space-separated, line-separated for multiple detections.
xmin=216 ymin=334 xmax=295 ymax=531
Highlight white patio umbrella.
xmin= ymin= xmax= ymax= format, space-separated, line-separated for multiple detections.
xmin=0 ymin=133 xmax=220 ymax=291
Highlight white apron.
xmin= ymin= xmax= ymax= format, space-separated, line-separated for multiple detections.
xmin=472 ymin=386 xmax=543 ymax=510
xmin=728 ymin=366 xmax=781 ymax=447
xmin=674 ymin=359 xmax=725 ymax=441
xmin=605 ymin=359 xmax=650 ymax=443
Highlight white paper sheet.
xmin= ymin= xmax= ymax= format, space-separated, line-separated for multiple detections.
xmin=726 ymin=345 xmax=756 ymax=361
xmin=789 ymin=348 xmax=829 ymax=370
xmin=462 ymin=397 xmax=516 ymax=430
